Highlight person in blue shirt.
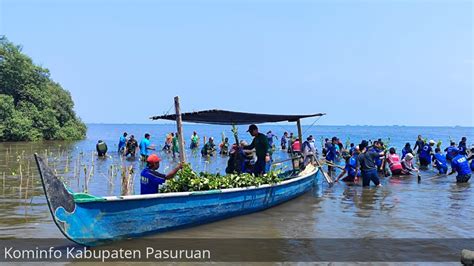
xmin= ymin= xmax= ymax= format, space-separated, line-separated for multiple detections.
xmin=266 ymin=130 xmax=278 ymax=148
xmin=140 ymin=154 xmax=182 ymax=195
xmin=118 ymin=132 xmax=128 ymax=154
xmin=458 ymin=137 xmax=467 ymax=156
xmin=444 ymin=141 xmax=457 ymax=163
xmin=419 ymin=140 xmax=435 ymax=168
xmin=325 ymin=137 xmax=338 ymax=176
xmin=401 ymin=142 xmax=413 ymax=160
xmin=432 ymin=147 xmax=448 ymax=175
xmin=139 ymin=133 xmax=155 ymax=161
xmin=448 ymin=148 xmax=471 ymax=183
xmin=369 ymin=141 xmax=383 ymax=171
xmin=336 ymin=147 xmax=360 ymax=183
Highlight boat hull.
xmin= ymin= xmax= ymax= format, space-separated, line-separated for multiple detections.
xmin=35 ymin=154 xmax=318 ymax=246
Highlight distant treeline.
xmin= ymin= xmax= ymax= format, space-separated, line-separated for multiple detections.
xmin=0 ymin=36 xmax=86 ymax=141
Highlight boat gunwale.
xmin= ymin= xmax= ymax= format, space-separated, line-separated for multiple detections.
xmin=91 ymin=167 xmax=319 ymax=203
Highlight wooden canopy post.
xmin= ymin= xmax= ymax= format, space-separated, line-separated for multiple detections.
xmin=174 ymin=96 xmax=186 ymax=163
xmin=296 ymin=119 xmax=303 ymax=149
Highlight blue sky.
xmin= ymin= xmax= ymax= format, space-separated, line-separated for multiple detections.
xmin=1 ymin=0 xmax=472 ymax=126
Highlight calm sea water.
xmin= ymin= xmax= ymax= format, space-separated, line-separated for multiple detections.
xmin=0 ymin=124 xmax=472 ymax=242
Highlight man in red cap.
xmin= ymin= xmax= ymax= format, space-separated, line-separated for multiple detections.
xmin=140 ymin=154 xmax=182 ymax=194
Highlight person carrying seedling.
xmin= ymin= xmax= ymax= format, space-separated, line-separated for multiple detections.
xmin=220 ymin=137 xmax=230 ymax=155
xmin=140 ymin=154 xmax=182 ymax=194
xmin=432 ymin=147 xmax=448 ymax=175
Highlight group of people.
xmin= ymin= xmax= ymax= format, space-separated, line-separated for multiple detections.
xmin=108 ymin=127 xmax=473 ymax=194
xmin=329 ymin=135 xmax=473 ymax=186
xmin=117 ymin=132 xmax=155 ymax=161
xmin=140 ymin=124 xmax=272 ymax=194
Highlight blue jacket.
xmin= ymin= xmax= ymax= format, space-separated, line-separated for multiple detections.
xmin=419 ymin=144 xmax=432 ymax=163
xmin=451 ymin=155 xmax=471 ymax=176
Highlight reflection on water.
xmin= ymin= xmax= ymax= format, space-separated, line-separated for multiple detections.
xmin=0 ymin=124 xmax=473 ymax=240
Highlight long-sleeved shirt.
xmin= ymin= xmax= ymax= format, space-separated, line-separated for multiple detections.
xmin=244 ymin=133 xmax=271 ymax=159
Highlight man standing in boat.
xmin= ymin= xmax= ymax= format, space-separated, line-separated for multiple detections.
xmin=140 ymin=154 xmax=183 ymax=194
xmin=243 ymin=124 xmax=271 ymax=175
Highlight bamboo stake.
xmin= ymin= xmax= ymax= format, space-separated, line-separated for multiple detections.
xmin=174 ymin=96 xmax=186 ymax=163
xmin=83 ymin=166 xmax=87 ymax=192
xmin=25 ymin=170 xmax=30 ymax=200
xmin=19 ymin=164 xmax=23 ymax=197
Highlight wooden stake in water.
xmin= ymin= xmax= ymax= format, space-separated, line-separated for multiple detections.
xmin=83 ymin=166 xmax=87 ymax=192
xmin=19 ymin=164 xmax=23 ymax=198
xmin=25 ymin=170 xmax=30 ymax=200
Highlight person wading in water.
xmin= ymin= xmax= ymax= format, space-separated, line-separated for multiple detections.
xmin=356 ymin=140 xmax=385 ymax=187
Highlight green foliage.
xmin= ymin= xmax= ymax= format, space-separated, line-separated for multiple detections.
xmin=0 ymin=36 xmax=86 ymax=141
xmin=160 ymin=164 xmax=282 ymax=193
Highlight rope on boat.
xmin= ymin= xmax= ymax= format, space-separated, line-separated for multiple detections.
xmin=302 ymin=116 xmax=323 ymax=136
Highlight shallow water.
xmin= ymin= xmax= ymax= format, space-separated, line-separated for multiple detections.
xmin=0 ymin=124 xmax=472 ymax=242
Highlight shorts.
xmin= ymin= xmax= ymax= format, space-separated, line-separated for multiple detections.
xmin=141 ymin=154 xmax=148 ymax=161
xmin=456 ymin=174 xmax=471 ymax=183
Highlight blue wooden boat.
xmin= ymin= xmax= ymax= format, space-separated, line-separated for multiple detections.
xmin=35 ymin=154 xmax=319 ymax=246
xmin=35 ymin=101 xmax=326 ymax=246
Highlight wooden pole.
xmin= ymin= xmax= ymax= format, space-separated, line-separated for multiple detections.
xmin=174 ymin=96 xmax=186 ymax=163
xmin=296 ymin=119 xmax=303 ymax=149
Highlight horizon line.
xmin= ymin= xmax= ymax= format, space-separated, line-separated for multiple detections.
xmin=83 ymin=123 xmax=474 ymax=128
